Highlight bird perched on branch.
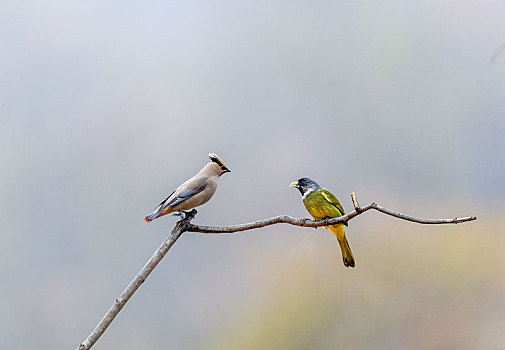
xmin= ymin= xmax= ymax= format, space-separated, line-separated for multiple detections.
xmin=291 ymin=178 xmax=355 ymax=268
xmin=144 ymin=153 xmax=231 ymax=223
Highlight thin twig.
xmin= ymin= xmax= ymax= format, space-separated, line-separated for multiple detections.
xmin=351 ymin=192 xmax=360 ymax=211
xmin=76 ymin=194 xmax=476 ymax=349
xmin=491 ymin=43 xmax=505 ymax=64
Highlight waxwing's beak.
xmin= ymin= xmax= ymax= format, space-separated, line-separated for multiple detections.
xmin=222 ymin=167 xmax=231 ymax=174
xmin=290 ymin=182 xmax=298 ymax=188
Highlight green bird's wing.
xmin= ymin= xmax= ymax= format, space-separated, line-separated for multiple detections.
xmin=320 ymin=189 xmax=346 ymax=216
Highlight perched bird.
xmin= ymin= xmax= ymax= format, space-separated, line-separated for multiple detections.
xmin=291 ymin=177 xmax=355 ymax=268
xmin=144 ymin=153 xmax=230 ymax=223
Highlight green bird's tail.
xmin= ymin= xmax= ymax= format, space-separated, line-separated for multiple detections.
xmin=328 ymin=224 xmax=356 ymax=268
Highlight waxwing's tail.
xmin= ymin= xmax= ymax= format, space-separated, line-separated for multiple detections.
xmin=144 ymin=208 xmax=165 ymax=223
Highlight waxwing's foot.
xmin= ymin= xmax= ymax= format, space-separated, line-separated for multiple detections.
xmin=173 ymin=209 xmax=198 ymax=220
xmin=186 ymin=209 xmax=197 ymax=217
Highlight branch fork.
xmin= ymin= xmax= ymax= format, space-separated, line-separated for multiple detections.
xmin=77 ymin=193 xmax=476 ymax=350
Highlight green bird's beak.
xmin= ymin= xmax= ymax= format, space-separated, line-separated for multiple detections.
xmin=290 ymin=182 xmax=298 ymax=188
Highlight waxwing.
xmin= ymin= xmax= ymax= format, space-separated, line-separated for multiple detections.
xmin=145 ymin=153 xmax=230 ymax=222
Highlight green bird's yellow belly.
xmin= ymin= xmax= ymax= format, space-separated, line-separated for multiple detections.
xmin=303 ymin=190 xmax=346 ymax=240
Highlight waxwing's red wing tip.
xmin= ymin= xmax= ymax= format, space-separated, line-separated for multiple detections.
xmin=144 ymin=217 xmax=152 ymax=223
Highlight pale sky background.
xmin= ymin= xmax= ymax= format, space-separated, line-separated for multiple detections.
xmin=1 ymin=1 xmax=505 ymax=349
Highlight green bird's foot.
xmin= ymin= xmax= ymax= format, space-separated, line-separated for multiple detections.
xmin=300 ymin=218 xmax=312 ymax=227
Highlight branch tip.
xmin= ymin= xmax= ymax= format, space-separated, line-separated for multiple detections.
xmin=351 ymin=192 xmax=360 ymax=211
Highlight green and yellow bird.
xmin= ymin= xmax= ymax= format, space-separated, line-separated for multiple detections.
xmin=291 ymin=177 xmax=355 ymax=268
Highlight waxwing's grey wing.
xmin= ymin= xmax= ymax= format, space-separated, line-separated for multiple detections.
xmin=164 ymin=175 xmax=209 ymax=209
xmin=166 ymin=184 xmax=206 ymax=208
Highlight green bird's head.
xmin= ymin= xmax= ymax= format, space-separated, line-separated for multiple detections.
xmin=290 ymin=177 xmax=321 ymax=197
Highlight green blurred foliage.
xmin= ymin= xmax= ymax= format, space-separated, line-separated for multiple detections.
xmin=210 ymin=219 xmax=503 ymax=350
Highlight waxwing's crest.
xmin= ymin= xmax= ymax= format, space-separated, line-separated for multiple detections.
xmin=208 ymin=153 xmax=228 ymax=170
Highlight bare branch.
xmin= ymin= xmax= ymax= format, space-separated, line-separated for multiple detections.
xmin=187 ymin=197 xmax=476 ymax=234
xmin=76 ymin=194 xmax=476 ymax=349
xmin=76 ymin=210 xmax=197 ymax=350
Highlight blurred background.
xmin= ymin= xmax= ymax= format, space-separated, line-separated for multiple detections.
xmin=1 ymin=1 xmax=504 ymax=349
